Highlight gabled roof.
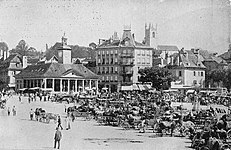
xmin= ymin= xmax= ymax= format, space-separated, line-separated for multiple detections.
xmin=98 ymin=30 xmax=152 ymax=49
xmin=15 ymin=63 xmax=99 ymax=79
xmin=0 ymin=54 xmax=22 ymax=68
xmin=157 ymin=45 xmax=179 ymax=51
xmin=219 ymin=50 xmax=231 ymax=60
xmin=171 ymin=50 xmax=206 ymax=69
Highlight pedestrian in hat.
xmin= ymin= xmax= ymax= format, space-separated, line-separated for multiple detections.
xmin=54 ymin=127 xmax=62 ymax=149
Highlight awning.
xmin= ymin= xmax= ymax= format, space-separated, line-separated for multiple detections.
xmin=121 ymin=86 xmax=132 ymax=91
xmin=132 ymin=84 xmax=139 ymax=90
xmin=138 ymin=85 xmax=145 ymax=91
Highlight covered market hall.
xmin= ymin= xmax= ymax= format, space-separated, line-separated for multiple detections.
xmin=15 ymin=63 xmax=99 ymax=94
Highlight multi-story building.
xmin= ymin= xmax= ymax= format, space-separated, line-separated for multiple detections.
xmin=96 ymin=25 xmax=154 ymax=92
xmin=0 ymin=53 xmax=27 ymax=90
xmin=168 ymin=48 xmax=206 ymax=88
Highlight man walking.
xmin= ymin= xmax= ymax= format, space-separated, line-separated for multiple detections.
xmin=54 ymin=127 xmax=62 ymax=149
xmin=57 ymin=116 xmax=63 ymax=130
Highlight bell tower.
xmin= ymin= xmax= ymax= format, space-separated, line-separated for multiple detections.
xmin=145 ymin=23 xmax=158 ymax=49
xmin=57 ymin=33 xmax=72 ymax=64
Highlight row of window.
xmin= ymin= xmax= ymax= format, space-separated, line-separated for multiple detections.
xmin=137 ymin=49 xmax=152 ymax=56
xmin=98 ymin=57 xmax=118 ymax=65
xmin=137 ymin=58 xmax=151 ymax=64
xmin=101 ymin=76 xmax=118 ymax=82
xmin=98 ymin=66 xmax=118 ymax=74
xmin=193 ymin=71 xmax=204 ymax=77
xmin=97 ymin=49 xmax=151 ymax=56
xmin=178 ymin=71 xmax=204 ymax=77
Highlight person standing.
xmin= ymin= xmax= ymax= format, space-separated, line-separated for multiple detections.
xmin=54 ymin=127 xmax=62 ymax=149
xmin=12 ymin=106 xmax=16 ymax=116
xmin=30 ymin=109 xmax=34 ymax=120
xmin=7 ymin=107 xmax=10 ymax=116
xmin=19 ymin=95 xmax=21 ymax=102
xmin=57 ymin=116 xmax=63 ymax=130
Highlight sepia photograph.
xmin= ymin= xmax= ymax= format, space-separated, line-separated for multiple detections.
xmin=0 ymin=0 xmax=231 ymax=149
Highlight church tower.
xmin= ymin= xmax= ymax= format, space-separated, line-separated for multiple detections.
xmin=145 ymin=23 xmax=158 ymax=49
xmin=57 ymin=33 xmax=72 ymax=64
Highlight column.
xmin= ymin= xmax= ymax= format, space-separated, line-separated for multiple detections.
xmin=60 ymin=79 xmax=62 ymax=92
xmin=75 ymin=80 xmax=77 ymax=92
xmin=52 ymin=78 xmax=55 ymax=92
xmin=89 ymin=80 xmax=92 ymax=89
xmin=67 ymin=79 xmax=70 ymax=93
xmin=96 ymin=80 xmax=98 ymax=95
xmin=44 ymin=78 xmax=47 ymax=89
xmin=82 ymin=80 xmax=85 ymax=92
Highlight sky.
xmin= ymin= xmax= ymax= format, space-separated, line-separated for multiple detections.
xmin=0 ymin=0 xmax=230 ymax=54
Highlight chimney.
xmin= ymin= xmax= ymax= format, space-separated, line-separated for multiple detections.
xmin=22 ymin=56 xmax=28 ymax=68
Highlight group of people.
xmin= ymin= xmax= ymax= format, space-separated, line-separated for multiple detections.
xmin=7 ymin=106 xmax=16 ymax=116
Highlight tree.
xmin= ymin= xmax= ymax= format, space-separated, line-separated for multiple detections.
xmin=15 ymin=40 xmax=28 ymax=56
xmin=138 ymin=66 xmax=177 ymax=90
xmin=0 ymin=42 xmax=9 ymax=52
xmin=223 ymin=69 xmax=231 ymax=91
xmin=209 ymin=69 xmax=226 ymax=87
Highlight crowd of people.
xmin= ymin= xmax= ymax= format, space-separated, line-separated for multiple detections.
xmin=2 ymin=88 xmax=231 ymax=149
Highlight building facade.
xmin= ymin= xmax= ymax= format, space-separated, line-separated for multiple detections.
xmin=15 ymin=35 xmax=99 ymax=94
xmin=96 ymin=25 xmax=154 ymax=92
xmin=0 ymin=54 xmax=26 ymax=90
xmin=168 ymin=48 xmax=206 ymax=88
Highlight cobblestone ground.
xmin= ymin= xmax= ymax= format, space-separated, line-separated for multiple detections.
xmin=0 ymin=95 xmax=192 ymax=150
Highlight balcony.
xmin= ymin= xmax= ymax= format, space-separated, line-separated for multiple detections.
xmin=120 ymin=71 xmax=133 ymax=75
xmin=119 ymin=62 xmax=134 ymax=66
xmin=121 ymin=53 xmax=134 ymax=58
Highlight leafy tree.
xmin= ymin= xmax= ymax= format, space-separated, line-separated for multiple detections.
xmin=138 ymin=66 xmax=177 ymax=90
xmin=209 ymin=69 xmax=226 ymax=87
xmin=0 ymin=42 xmax=9 ymax=52
xmin=223 ymin=69 xmax=231 ymax=91
xmin=16 ymin=40 xmax=28 ymax=55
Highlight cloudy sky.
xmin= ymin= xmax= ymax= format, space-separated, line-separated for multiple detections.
xmin=0 ymin=0 xmax=230 ymax=54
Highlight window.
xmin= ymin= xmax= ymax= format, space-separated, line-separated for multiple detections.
xmin=142 ymin=50 xmax=145 ymax=56
xmin=201 ymin=72 xmax=203 ymax=76
xmin=111 ymin=76 xmax=113 ymax=81
xmin=98 ymin=59 xmax=101 ymax=63
xmin=137 ymin=50 xmax=141 ymax=56
xmin=111 ymin=67 xmax=114 ymax=73
xmin=137 ymin=58 xmax=141 ymax=64
xmin=193 ymin=71 xmax=196 ymax=76
xmin=146 ymin=58 xmax=150 ymax=64
xmin=115 ymin=58 xmax=118 ymax=64
xmin=98 ymin=51 xmax=101 ymax=54
xmin=115 ymin=67 xmax=118 ymax=73
xmin=102 ymin=51 xmax=105 ymax=54
xmin=115 ymin=50 xmax=117 ymax=54
xmin=152 ymin=32 xmax=155 ymax=38
xmin=142 ymin=58 xmax=145 ymax=64
xmin=115 ymin=76 xmax=117 ymax=81
xmin=198 ymin=72 xmax=200 ymax=76
xmin=179 ymin=71 xmax=182 ymax=77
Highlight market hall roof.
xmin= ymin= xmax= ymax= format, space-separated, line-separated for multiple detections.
xmin=15 ymin=63 xmax=99 ymax=79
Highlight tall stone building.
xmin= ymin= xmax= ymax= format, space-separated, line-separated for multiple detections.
xmin=96 ymin=25 xmax=154 ymax=92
